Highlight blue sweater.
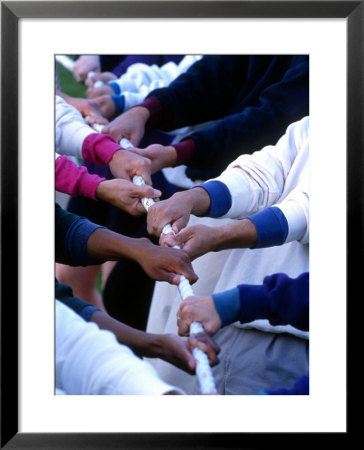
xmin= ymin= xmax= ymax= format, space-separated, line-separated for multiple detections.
xmin=146 ymin=55 xmax=309 ymax=180
xmin=212 ymin=272 xmax=309 ymax=395
xmin=55 ymin=202 xmax=103 ymax=320
xmin=212 ymin=272 xmax=309 ymax=331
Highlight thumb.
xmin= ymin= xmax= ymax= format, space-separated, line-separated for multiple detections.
xmin=166 ymin=228 xmax=189 ymax=247
xmin=138 ymin=185 xmax=161 ymax=199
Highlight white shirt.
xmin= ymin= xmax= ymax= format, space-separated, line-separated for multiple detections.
xmin=56 ymin=300 xmax=184 ymax=395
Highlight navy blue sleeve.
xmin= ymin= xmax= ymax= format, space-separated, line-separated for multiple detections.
xmin=212 ymin=273 xmax=309 ymax=331
xmin=55 ymin=203 xmax=105 ymax=266
xmin=247 ymin=207 xmax=289 ymax=248
xmin=259 ymin=374 xmax=309 ymax=395
xmin=196 ymin=180 xmax=232 ymax=217
xmin=55 ymin=279 xmax=101 ymax=322
xmin=237 ymin=272 xmax=309 ymax=331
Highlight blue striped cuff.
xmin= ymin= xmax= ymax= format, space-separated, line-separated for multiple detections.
xmin=111 ymin=94 xmax=125 ymax=116
xmin=197 ymin=180 xmax=232 ymax=217
xmin=247 ymin=206 xmax=288 ymax=248
xmin=108 ymin=81 xmax=121 ymax=95
xmin=212 ymin=287 xmax=240 ymax=327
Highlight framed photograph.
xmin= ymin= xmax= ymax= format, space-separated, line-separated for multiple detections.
xmin=1 ymin=1 xmax=360 ymax=447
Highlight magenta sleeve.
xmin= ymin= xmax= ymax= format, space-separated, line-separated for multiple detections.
xmin=82 ymin=133 xmax=123 ymax=165
xmin=55 ymin=155 xmax=105 ymax=200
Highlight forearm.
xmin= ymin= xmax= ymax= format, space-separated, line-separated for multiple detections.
xmin=86 ymin=227 xmax=148 ymax=264
xmin=55 ymin=155 xmax=104 ymax=200
xmin=212 ymin=219 xmax=258 ymax=252
xmin=56 ymin=96 xmax=95 ymax=159
xmin=90 ymin=310 xmax=163 ymax=358
xmin=179 ymin=187 xmax=212 ymax=217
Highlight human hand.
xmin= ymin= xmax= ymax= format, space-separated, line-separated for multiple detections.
xmin=108 ymin=149 xmax=152 ymax=185
xmin=95 ymin=179 xmax=161 ymax=216
xmin=188 ymin=332 xmax=220 ymax=367
xmin=157 ymin=332 xmax=219 ymax=374
xmin=177 ymin=295 xmax=222 ymax=336
xmin=147 ymin=191 xmax=194 ymax=238
xmin=90 ymin=95 xmax=116 ymax=120
xmin=134 ymin=238 xmax=198 ymax=285
xmin=73 ymin=55 xmax=101 ymax=83
xmin=86 ymin=85 xmax=114 ymax=99
xmin=85 ymin=71 xmax=117 ymax=89
xmin=63 ymin=97 xmax=109 ymax=126
xmin=163 ymin=224 xmax=217 ymax=260
xmin=101 ymin=106 xmax=150 ymax=146
xmin=129 ymin=144 xmax=177 ymax=174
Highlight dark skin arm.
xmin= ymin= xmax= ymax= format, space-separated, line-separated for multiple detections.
xmin=86 ymin=228 xmax=198 ymax=286
xmin=90 ymin=310 xmax=220 ymax=374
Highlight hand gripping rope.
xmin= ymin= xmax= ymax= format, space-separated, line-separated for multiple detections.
xmin=55 ymin=55 xmax=104 ymax=87
xmin=119 ymin=138 xmax=217 ymax=395
xmin=85 ymin=123 xmax=217 ymax=394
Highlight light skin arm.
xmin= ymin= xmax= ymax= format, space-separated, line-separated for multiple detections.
xmin=101 ymin=106 xmax=151 ymax=146
xmin=56 ymin=91 xmax=109 ymax=125
xmin=107 ymin=148 xmax=153 ymax=185
xmin=177 ymin=295 xmax=222 ymax=336
xmin=73 ymin=55 xmax=101 ymax=83
xmin=95 ymin=178 xmax=161 ymax=217
xmin=163 ymin=219 xmax=258 ymax=260
xmin=129 ymin=144 xmax=178 ymax=174
xmin=147 ymin=187 xmax=212 ymax=237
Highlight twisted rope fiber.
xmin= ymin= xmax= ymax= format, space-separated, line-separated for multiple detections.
xmin=83 ymin=125 xmax=218 ymax=394
xmin=122 ymin=137 xmax=217 ymax=395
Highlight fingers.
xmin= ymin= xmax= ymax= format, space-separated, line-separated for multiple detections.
xmin=135 ymin=185 xmax=161 ymax=200
xmin=188 ymin=334 xmax=220 ymax=367
xmin=164 ymin=228 xmax=189 ymax=247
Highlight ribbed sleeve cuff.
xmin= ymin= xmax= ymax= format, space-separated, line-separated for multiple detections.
xmin=82 ymin=133 xmax=123 ymax=165
xmin=79 ymin=305 xmax=101 ymax=322
xmin=236 ymin=283 xmax=271 ymax=324
xmin=108 ymin=81 xmax=121 ymax=95
xmin=111 ymin=94 xmax=125 ymax=116
xmin=172 ymin=138 xmax=195 ymax=166
xmin=139 ymin=97 xmax=164 ymax=128
xmin=212 ymin=287 xmax=240 ymax=327
xmin=247 ymin=206 xmax=288 ymax=248
xmin=197 ymin=180 xmax=232 ymax=217
xmin=64 ymin=218 xmax=105 ymax=265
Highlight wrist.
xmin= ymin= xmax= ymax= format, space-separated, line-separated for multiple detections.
xmin=185 ymin=187 xmax=211 ymax=216
xmin=129 ymin=105 xmax=151 ymax=123
xmin=213 ymin=219 xmax=258 ymax=252
xmin=164 ymin=145 xmax=178 ymax=167
xmin=147 ymin=333 xmax=165 ymax=359
xmin=95 ymin=180 xmax=108 ymax=202
xmin=128 ymin=237 xmax=154 ymax=265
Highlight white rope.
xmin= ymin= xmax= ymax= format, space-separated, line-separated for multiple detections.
xmin=85 ymin=124 xmax=218 ymax=394
xmin=120 ymin=138 xmax=217 ymax=395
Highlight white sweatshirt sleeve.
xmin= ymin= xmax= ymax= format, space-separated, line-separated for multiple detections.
xmin=209 ymin=117 xmax=309 ymax=244
xmin=112 ymin=56 xmax=202 ymax=110
xmin=55 ymin=300 xmax=184 ymax=395
xmin=55 ymin=96 xmax=96 ymax=159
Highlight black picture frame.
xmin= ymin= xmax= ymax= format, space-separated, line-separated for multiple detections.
xmin=1 ymin=1 xmax=360 ymax=448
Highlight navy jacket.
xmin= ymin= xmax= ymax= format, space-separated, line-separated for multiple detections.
xmin=146 ymin=55 xmax=309 ymax=180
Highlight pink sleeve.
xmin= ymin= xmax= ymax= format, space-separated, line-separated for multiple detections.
xmin=55 ymin=155 xmax=105 ymax=200
xmin=82 ymin=133 xmax=123 ymax=165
